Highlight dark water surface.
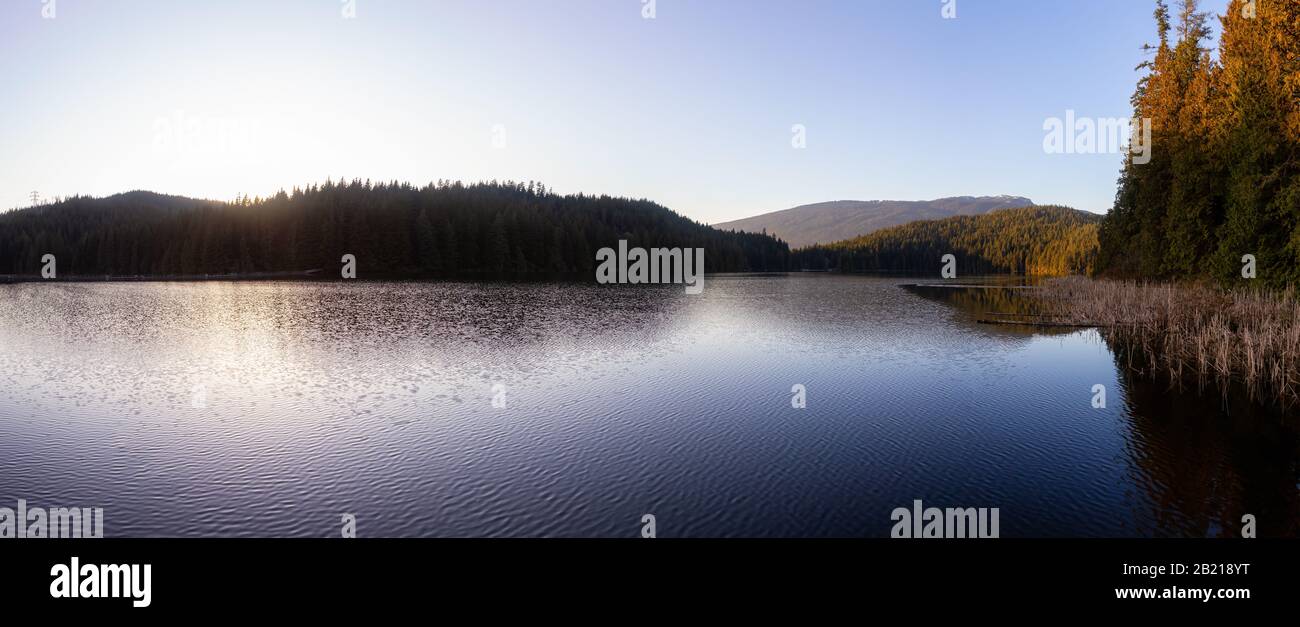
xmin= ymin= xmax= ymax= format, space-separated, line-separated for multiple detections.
xmin=1 ymin=274 xmax=1296 ymax=537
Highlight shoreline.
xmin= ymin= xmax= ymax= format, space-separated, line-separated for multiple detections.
xmin=1036 ymin=277 xmax=1300 ymax=409
xmin=0 ymin=270 xmax=788 ymax=284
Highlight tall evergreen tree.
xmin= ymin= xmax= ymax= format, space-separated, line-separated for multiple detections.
xmin=1097 ymin=0 xmax=1300 ymax=287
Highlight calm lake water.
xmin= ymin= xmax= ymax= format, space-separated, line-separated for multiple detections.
xmin=0 ymin=274 xmax=1296 ymax=537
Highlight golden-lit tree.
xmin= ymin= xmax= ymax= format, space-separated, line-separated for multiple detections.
xmin=1098 ymin=0 xmax=1300 ymax=286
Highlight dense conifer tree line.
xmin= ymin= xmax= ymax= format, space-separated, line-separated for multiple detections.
xmin=0 ymin=180 xmax=790 ymax=277
xmin=792 ymin=206 xmax=1101 ymax=276
xmin=1096 ymin=0 xmax=1300 ymax=286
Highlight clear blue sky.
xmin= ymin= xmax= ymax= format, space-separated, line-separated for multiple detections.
xmin=1 ymin=0 xmax=1230 ymax=222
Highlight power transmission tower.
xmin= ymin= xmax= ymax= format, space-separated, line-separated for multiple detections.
xmin=30 ymin=191 xmax=39 ymax=206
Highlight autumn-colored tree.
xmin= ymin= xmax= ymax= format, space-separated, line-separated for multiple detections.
xmin=1098 ymin=0 xmax=1300 ymax=287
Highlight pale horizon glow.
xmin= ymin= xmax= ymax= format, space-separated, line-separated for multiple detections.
xmin=1 ymin=0 xmax=1230 ymax=223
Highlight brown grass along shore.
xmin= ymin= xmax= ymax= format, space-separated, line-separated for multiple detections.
xmin=1035 ymin=278 xmax=1300 ymax=408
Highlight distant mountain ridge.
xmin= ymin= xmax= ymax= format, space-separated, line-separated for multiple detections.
xmin=713 ymin=195 xmax=1034 ymax=248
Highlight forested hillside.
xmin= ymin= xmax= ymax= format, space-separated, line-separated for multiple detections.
xmin=713 ymin=195 xmax=1033 ymax=248
xmin=1096 ymin=0 xmax=1300 ymax=286
xmin=0 ymin=180 xmax=790 ymax=277
xmin=792 ymin=206 xmax=1101 ymax=276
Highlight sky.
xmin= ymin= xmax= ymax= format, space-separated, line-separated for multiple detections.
xmin=0 ymin=0 xmax=1232 ymax=223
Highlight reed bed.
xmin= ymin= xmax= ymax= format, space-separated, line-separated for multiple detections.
xmin=1036 ymin=277 xmax=1300 ymax=407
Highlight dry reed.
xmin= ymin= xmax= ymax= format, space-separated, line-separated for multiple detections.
xmin=1037 ymin=277 xmax=1300 ymax=407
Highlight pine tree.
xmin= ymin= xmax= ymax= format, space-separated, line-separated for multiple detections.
xmin=415 ymin=209 xmax=441 ymax=272
xmin=1098 ymin=0 xmax=1300 ymax=287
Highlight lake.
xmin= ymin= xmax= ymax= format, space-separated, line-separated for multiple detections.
xmin=0 ymin=274 xmax=1296 ymax=537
